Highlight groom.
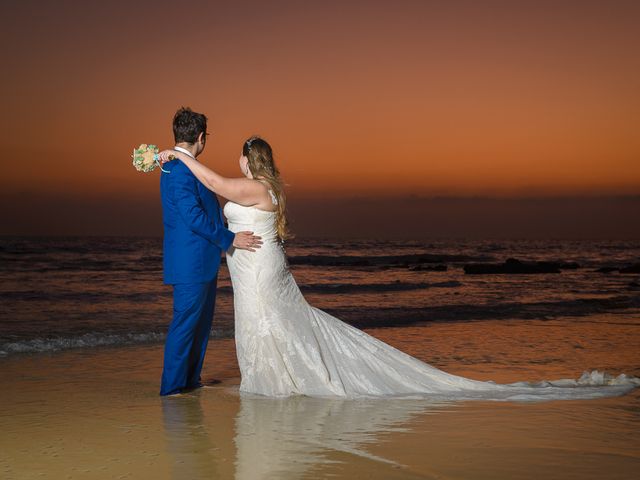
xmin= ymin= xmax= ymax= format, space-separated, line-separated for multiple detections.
xmin=159 ymin=107 xmax=260 ymax=396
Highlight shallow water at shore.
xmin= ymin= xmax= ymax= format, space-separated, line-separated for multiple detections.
xmin=2 ymin=236 xmax=640 ymax=356
xmin=1 ymin=317 xmax=638 ymax=479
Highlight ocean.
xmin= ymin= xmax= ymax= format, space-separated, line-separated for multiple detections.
xmin=1 ymin=236 xmax=639 ymax=357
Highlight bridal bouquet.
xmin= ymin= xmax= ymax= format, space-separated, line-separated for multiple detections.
xmin=131 ymin=144 xmax=173 ymax=173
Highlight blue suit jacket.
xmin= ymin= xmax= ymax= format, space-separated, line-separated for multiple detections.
xmin=160 ymin=159 xmax=235 ymax=285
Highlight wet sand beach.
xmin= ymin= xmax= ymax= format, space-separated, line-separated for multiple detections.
xmin=1 ymin=316 xmax=639 ymax=479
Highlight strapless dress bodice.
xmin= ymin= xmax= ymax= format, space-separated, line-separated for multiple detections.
xmin=223 ymin=201 xmax=278 ymax=243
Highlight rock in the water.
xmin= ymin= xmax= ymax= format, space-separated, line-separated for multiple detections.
xmin=620 ymin=263 xmax=640 ymax=274
xmin=596 ymin=266 xmax=619 ymax=273
xmin=409 ymin=264 xmax=448 ymax=272
xmin=464 ymin=258 xmax=563 ymax=274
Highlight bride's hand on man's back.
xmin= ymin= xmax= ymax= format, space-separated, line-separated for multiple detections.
xmin=233 ymin=231 xmax=263 ymax=252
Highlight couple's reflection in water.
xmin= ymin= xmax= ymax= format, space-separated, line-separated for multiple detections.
xmin=162 ymin=387 xmax=447 ymax=479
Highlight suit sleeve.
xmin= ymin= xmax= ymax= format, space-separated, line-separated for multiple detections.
xmin=171 ymin=168 xmax=235 ymax=251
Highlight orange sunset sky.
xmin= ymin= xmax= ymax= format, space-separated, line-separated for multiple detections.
xmin=1 ymin=0 xmax=639 ymax=238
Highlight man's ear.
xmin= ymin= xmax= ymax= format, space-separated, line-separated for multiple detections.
xmin=197 ymin=132 xmax=205 ymax=144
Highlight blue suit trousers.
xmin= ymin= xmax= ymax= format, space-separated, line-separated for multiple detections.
xmin=160 ymin=280 xmax=217 ymax=396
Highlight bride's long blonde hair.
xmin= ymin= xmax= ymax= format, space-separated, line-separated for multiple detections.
xmin=243 ymin=136 xmax=292 ymax=241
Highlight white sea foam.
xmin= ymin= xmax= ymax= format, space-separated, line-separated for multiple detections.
xmin=0 ymin=329 xmax=234 ymax=356
xmin=0 ymin=332 xmax=165 ymax=356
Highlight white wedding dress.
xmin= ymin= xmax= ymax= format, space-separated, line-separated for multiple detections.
xmin=223 ymin=200 xmax=639 ymax=401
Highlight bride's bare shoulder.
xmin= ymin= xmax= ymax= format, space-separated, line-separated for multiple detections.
xmin=252 ymin=179 xmax=278 ymax=212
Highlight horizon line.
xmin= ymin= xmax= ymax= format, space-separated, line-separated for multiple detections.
xmin=2 ymin=191 xmax=640 ymax=201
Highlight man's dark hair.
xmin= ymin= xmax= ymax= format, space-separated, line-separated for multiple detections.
xmin=173 ymin=107 xmax=207 ymax=144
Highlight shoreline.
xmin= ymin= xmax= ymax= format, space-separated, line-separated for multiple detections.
xmin=3 ymin=307 xmax=640 ymax=359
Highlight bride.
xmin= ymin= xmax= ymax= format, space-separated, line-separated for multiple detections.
xmin=159 ymin=137 xmax=638 ymax=401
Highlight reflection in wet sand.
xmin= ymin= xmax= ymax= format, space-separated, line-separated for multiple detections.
xmin=2 ymin=336 xmax=637 ymax=480
xmin=162 ymin=395 xmax=220 ymax=480
xmin=157 ymin=384 xmax=640 ymax=480
xmin=160 ymin=391 xmax=442 ymax=479
xmin=233 ymin=393 xmax=448 ymax=479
